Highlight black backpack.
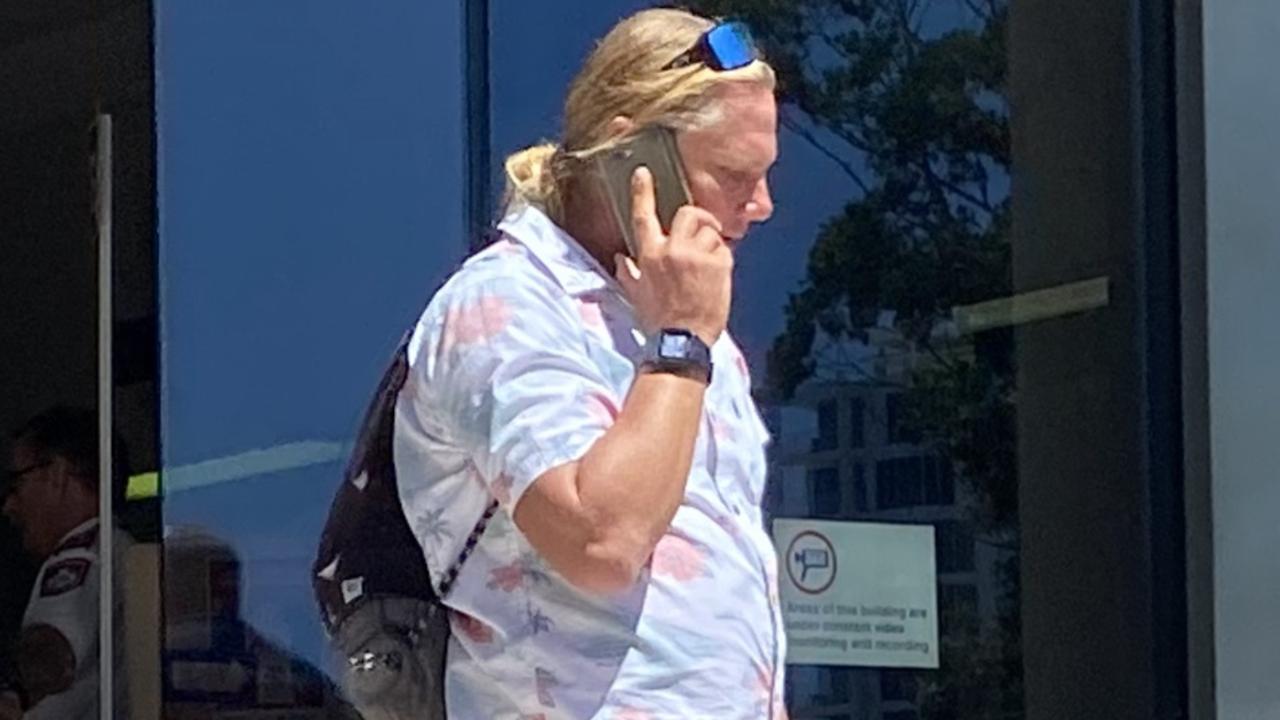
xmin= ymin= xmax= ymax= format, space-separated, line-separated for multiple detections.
xmin=312 ymin=326 xmax=497 ymax=719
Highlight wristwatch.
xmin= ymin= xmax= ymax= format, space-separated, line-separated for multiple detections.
xmin=640 ymin=328 xmax=713 ymax=384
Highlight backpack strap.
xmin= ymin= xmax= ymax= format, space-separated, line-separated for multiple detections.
xmin=436 ymin=499 xmax=499 ymax=598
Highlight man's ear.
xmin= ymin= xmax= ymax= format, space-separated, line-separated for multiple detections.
xmin=606 ymin=115 xmax=635 ymax=139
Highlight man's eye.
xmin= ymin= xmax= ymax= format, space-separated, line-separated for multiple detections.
xmin=720 ymin=168 xmax=754 ymax=187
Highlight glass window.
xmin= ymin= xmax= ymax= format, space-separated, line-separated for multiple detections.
xmin=849 ymin=397 xmax=866 ymax=449
xmin=881 ymin=669 xmax=920 ymax=703
xmin=936 ymin=522 xmax=977 ymax=574
xmin=808 ymin=466 xmax=843 ymax=518
xmin=1 ymin=4 xmax=158 ymax=717
xmin=886 ymin=393 xmax=923 ymax=446
xmin=939 ymin=583 xmax=980 ymax=628
xmin=876 ymin=455 xmax=954 ymax=510
xmin=852 ymin=463 xmax=868 ymax=513
xmin=923 ymin=456 xmax=957 ymax=507
xmin=155 ymin=1 xmax=468 ymax=715
xmin=485 ymin=0 xmax=1190 ymax=717
xmin=814 ymin=399 xmax=840 ymax=451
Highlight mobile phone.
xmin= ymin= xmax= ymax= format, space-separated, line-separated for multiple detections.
xmin=593 ymin=125 xmax=693 ymax=257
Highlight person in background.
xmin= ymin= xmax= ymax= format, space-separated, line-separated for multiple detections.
xmin=0 ymin=406 xmax=131 ymax=720
xmin=396 ymin=7 xmax=786 ymax=718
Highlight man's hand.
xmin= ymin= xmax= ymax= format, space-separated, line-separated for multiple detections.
xmin=614 ymin=166 xmax=732 ymax=346
xmin=0 ymin=690 xmax=22 ymax=720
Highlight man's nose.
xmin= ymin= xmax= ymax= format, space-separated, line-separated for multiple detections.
xmin=2 ymin=493 xmax=17 ymax=521
xmin=745 ymin=177 xmax=774 ymax=223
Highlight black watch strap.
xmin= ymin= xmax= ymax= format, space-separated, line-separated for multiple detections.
xmin=640 ymin=328 xmax=713 ymax=383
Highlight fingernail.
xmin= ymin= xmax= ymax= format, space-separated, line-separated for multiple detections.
xmin=633 ymin=166 xmax=648 ymax=186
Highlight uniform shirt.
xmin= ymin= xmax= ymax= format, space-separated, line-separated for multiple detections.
xmin=394 ymin=204 xmax=787 ymax=720
xmin=20 ymin=518 xmax=130 ymax=720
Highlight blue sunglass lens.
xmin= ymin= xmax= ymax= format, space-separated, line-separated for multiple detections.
xmin=706 ymin=23 xmax=755 ymax=70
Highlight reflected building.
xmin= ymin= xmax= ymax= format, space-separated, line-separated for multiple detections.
xmin=763 ymin=321 xmax=1015 ymax=720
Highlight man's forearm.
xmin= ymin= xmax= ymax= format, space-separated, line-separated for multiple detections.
xmin=574 ymin=370 xmax=705 ymax=578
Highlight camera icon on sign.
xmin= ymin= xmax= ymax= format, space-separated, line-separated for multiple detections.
xmin=785 ymin=530 xmax=838 ymax=594
xmin=794 ymin=548 xmax=830 ymax=583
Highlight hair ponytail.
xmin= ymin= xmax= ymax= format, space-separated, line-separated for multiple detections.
xmin=502 ymin=142 xmax=561 ymax=217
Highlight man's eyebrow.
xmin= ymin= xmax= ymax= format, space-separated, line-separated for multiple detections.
xmin=711 ymin=148 xmax=772 ymax=173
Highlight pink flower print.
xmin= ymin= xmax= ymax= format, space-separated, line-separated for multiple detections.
xmin=491 ymin=239 xmax=523 ymax=256
xmin=743 ymin=665 xmax=773 ymax=711
xmin=709 ymin=414 xmax=735 ymax=443
xmin=441 ymin=295 xmax=511 ymax=350
xmin=650 ymin=533 xmax=707 ymax=582
xmin=488 ymin=562 xmax=525 ymax=592
xmin=734 ymin=348 xmax=751 ymax=381
xmin=578 ymin=300 xmax=607 ymax=332
xmin=492 ymin=473 xmax=515 ymax=507
xmin=612 ymin=706 xmax=654 ymax=720
xmin=452 ymin=611 xmax=494 ymax=644
xmin=534 ymin=667 xmax=559 ymax=708
xmin=584 ymin=390 xmax=620 ymax=426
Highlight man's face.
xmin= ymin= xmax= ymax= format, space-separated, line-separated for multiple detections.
xmin=3 ymin=443 xmax=67 ymax=558
xmin=676 ymin=82 xmax=779 ymax=246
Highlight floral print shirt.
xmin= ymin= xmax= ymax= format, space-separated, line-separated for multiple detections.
xmin=394 ymin=204 xmax=786 ymax=719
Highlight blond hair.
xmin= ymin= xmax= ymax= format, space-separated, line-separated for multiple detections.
xmin=502 ymin=8 xmax=776 ymax=222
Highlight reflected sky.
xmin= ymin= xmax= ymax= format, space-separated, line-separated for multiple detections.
xmin=155 ymin=0 xmax=856 ymax=678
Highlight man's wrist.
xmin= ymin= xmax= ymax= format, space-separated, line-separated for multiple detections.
xmin=638 ymin=358 xmax=712 ymax=385
xmin=639 ymin=328 xmax=713 ymax=384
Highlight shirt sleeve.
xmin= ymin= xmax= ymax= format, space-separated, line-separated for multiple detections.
xmin=23 ymin=548 xmax=99 ymax=674
xmin=411 ymin=273 xmax=622 ymax=511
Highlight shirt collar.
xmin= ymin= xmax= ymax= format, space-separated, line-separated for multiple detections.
xmin=497 ymin=204 xmax=622 ymax=298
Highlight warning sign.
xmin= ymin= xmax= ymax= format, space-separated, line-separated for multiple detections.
xmin=774 ymin=519 xmax=939 ymax=669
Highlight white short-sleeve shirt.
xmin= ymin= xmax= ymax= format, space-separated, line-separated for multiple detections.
xmin=394 ymin=204 xmax=787 ymax=720
xmin=21 ymin=518 xmax=130 ymax=720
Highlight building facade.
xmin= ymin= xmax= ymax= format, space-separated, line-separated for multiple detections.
xmin=0 ymin=0 xmax=1273 ymax=718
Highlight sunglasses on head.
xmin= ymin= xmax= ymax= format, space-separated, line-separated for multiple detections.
xmin=663 ymin=21 xmax=759 ymax=73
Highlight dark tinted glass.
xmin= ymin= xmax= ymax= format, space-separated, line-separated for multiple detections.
xmin=0 ymin=2 xmax=157 ymax=716
xmin=486 ymin=0 xmax=1180 ymax=716
xmin=154 ymin=1 xmax=468 ymax=716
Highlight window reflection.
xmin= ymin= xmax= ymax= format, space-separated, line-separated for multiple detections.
xmin=162 ymin=527 xmax=359 ymax=718
xmin=685 ymin=0 xmax=1020 ymax=716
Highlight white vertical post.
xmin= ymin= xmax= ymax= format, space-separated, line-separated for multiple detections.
xmin=95 ymin=113 xmax=114 ymax=720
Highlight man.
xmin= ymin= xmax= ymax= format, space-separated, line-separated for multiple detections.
xmin=0 ymin=406 xmax=130 ymax=720
xmin=396 ymin=8 xmax=786 ymax=719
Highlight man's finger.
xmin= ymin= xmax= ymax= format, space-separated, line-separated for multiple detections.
xmin=669 ymin=205 xmax=718 ymax=243
xmin=630 ymin=166 xmax=664 ymax=256
xmin=692 ymin=226 xmax=726 ymax=253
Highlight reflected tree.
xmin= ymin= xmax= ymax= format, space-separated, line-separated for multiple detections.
xmin=687 ymin=0 xmax=1020 ymax=717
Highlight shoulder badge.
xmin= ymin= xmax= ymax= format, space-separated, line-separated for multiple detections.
xmin=39 ymin=558 xmax=91 ymax=598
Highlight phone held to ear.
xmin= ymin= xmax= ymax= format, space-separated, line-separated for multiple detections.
xmin=594 ymin=125 xmax=693 ymax=257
